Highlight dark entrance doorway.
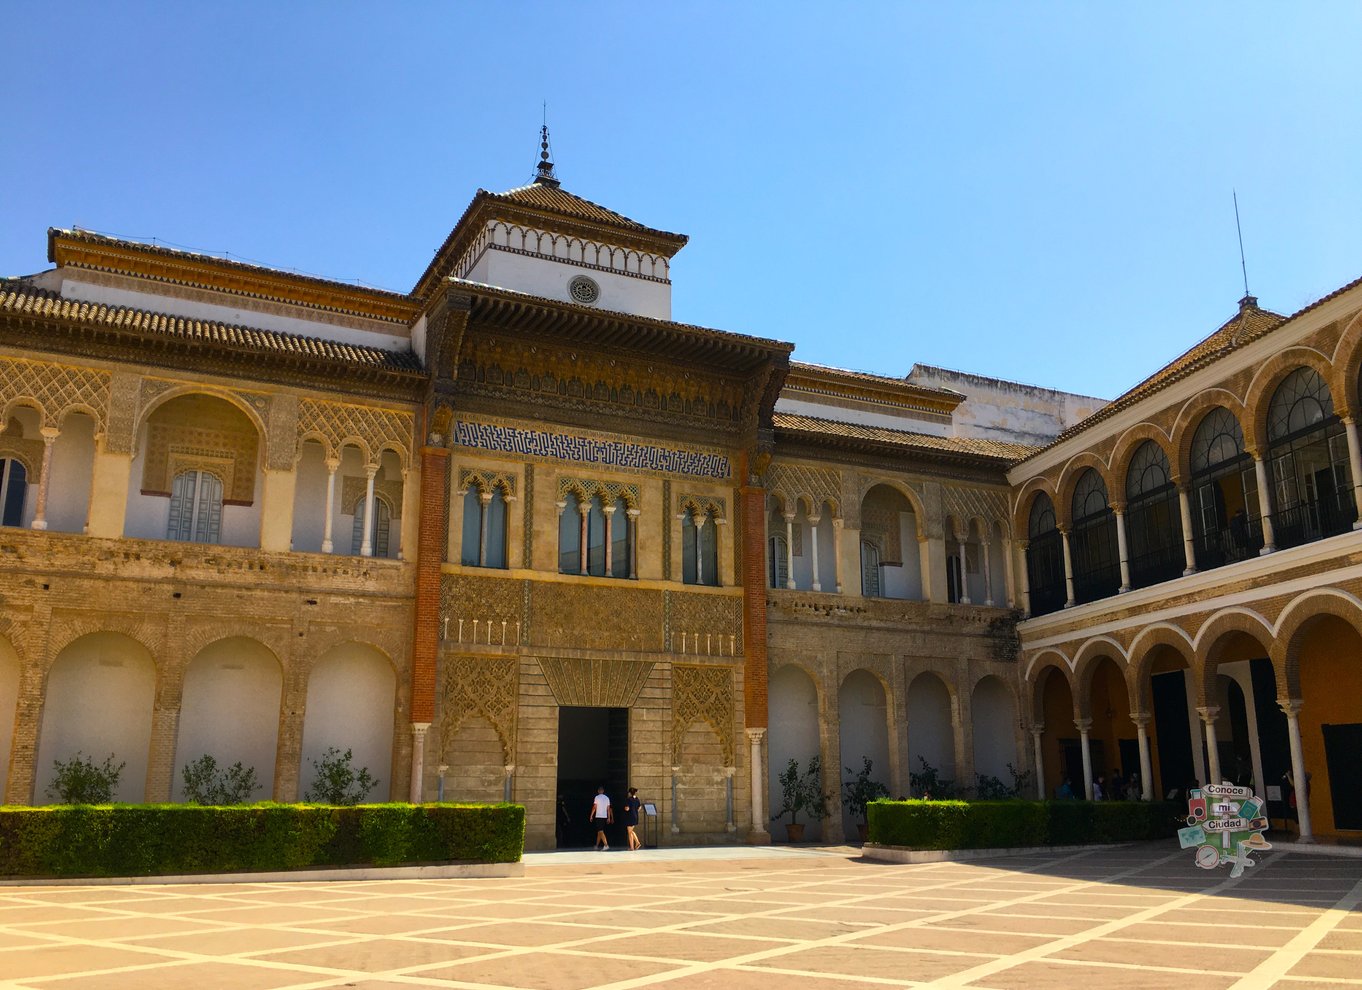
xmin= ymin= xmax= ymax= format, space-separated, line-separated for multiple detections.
xmin=556 ymin=706 xmax=629 ymax=849
xmin=1323 ymin=723 xmax=1362 ymax=831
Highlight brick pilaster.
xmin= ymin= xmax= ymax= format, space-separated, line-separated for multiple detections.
xmin=739 ymin=482 xmax=769 ymax=728
xmin=411 ymin=444 xmax=450 ymax=726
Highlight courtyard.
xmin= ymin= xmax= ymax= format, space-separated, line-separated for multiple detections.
xmin=0 ymin=843 xmax=1359 ymax=989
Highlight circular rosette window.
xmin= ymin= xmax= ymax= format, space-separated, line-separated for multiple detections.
xmin=568 ymin=275 xmax=600 ymax=305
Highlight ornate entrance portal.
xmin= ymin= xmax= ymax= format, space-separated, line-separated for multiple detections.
xmin=556 ymin=706 xmax=628 ymax=849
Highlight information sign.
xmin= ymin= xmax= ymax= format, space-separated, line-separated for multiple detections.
xmin=1182 ymin=781 xmax=1270 ymax=878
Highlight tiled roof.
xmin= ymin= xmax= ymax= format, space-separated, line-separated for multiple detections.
xmin=493 ymin=184 xmax=685 ymax=243
xmin=774 ymin=412 xmax=1037 ymax=462
xmin=0 ymin=280 xmax=423 ymax=374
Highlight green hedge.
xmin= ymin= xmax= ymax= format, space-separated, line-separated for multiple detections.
xmin=0 ymin=803 xmax=525 ymax=879
xmin=867 ymin=799 xmax=1180 ymax=850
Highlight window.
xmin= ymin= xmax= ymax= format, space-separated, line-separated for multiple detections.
xmin=682 ymin=511 xmax=719 ymax=586
xmin=1070 ymin=469 xmax=1120 ymax=604
xmin=860 ymin=540 xmax=881 ymax=597
xmin=1266 ymin=367 xmax=1354 ymax=548
xmin=0 ymin=458 xmax=26 ymax=526
xmin=768 ymin=535 xmax=789 ymax=589
xmin=1025 ymin=493 xmax=1064 ymax=616
xmin=1189 ymin=407 xmax=1260 ymax=568
xmin=461 ymin=486 xmax=508 ymax=568
xmin=167 ymin=469 xmax=223 ymax=544
xmin=558 ymin=491 xmax=630 ymax=578
xmin=351 ymin=496 xmax=391 ymax=557
xmin=1124 ymin=441 xmax=1183 ymax=589
xmin=946 ymin=554 xmax=963 ymax=604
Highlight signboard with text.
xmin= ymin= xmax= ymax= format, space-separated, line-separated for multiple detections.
xmin=1178 ymin=783 xmax=1271 ymax=878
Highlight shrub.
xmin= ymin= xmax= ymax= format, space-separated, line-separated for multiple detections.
xmin=181 ymin=755 xmax=262 ymax=805
xmin=842 ymin=757 xmax=890 ymax=825
xmin=868 ymin=799 xmax=1181 ymax=850
xmin=771 ymin=756 xmax=832 ymax=827
xmin=46 ymin=752 xmax=124 ymax=804
xmin=304 ymin=747 xmax=378 ymax=805
xmin=908 ymin=757 xmax=956 ymax=799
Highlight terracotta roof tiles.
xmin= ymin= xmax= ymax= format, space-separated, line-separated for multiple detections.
xmin=774 ymin=412 xmax=1036 ymax=462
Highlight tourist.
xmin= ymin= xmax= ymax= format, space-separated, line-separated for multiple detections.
xmin=1056 ymin=778 xmax=1074 ymax=799
xmin=589 ymin=785 xmax=613 ymax=850
xmin=1092 ymin=775 xmax=1105 ymax=801
xmin=622 ymin=787 xmax=643 ymax=850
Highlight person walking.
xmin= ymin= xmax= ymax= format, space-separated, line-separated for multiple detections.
xmin=589 ymin=785 xmax=613 ymax=851
xmin=622 ymin=787 xmax=643 ymax=850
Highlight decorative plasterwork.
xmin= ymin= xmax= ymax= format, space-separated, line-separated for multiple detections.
xmin=457 ymin=468 xmax=517 ymax=498
xmin=766 ymin=463 xmax=842 ymax=516
xmin=0 ymin=357 xmax=110 ymax=435
xmin=677 ymin=493 xmax=727 ymax=520
xmin=297 ymin=398 xmax=414 ymax=468
xmin=557 ymin=477 xmax=640 ymax=510
xmin=455 ymin=221 xmax=672 ymax=284
xmin=942 ymin=485 xmax=1010 ymax=539
xmin=672 ymin=664 xmax=735 ymax=765
xmin=455 ymin=420 xmax=730 ymax=480
xmin=439 ymin=655 xmax=519 ymax=765
xmin=0 ymin=434 xmax=41 ymax=474
xmin=539 ymin=657 xmax=654 ymax=708
xmin=340 ymin=476 xmax=405 ymax=517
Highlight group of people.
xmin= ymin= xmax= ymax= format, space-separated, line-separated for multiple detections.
xmin=558 ymin=786 xmax=644 ymax=851
xmin=1055 ymin=769 xmax=1142 ymax=800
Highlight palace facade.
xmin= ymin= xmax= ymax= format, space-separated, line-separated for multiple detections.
xmin=1 ymin=147 xmax=1358 ymax=848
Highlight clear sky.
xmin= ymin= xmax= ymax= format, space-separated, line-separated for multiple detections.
xmin=3 ymin=3 xmax=1360 ymax=401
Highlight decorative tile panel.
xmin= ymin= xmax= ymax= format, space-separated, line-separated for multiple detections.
xmin=439 ymin=654 xmax=518 ymax=763
xmin=0 ymin=357 xmax=110 ymax=435
xmin=455 ymin=420 xmax=731 ymax=480
xmin=672 ymin=664 xmax=735 ymax=765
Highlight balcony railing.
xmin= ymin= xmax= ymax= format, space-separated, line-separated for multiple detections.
xmin=1128 ymin=541 xmax=1185 ymax=589
xmin=1273 ymin=493 xmax=1357 ymax=551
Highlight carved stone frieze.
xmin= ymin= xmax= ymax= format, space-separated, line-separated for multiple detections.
xmin=0 ymin=356 xmax=111 ymax=436
xmin=297 ymin=397 xmax=415 ymax=467
xmin=672 ymin=664 xmax=735 ymax=765
xmin=766 ymin=464 xmax=842 ymax=516
xmin=677 ymin=493 xmax=727 ymax=520
xmin=666 ymin=591 xmax=743 ymax=654
xmin=457 ymin=467 xmax=517 ymax=498
xmin=439 ymin=654 xmax=518 ymax=763
xmin=557 ymin=476 xmax=640 ymax=510
xmin=441 ymin=573 xmax=526 ymax=630
xmin=522 ymin=465 xmax=535 ymax=568
xmin=455 ymin=420 xmax=731 ymax=480
xmin=103 ymin=371 xmax=141 ymax=453
xmin=941 ymin=485 xmax=1010 ymax=540
xmin=538 ymin=657 xmax=654 ymax=708
xmin=529 ymin=583 xmax=663 ymax=652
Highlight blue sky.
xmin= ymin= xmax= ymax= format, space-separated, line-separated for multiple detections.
xmin=3 ymin=3 xmax=1360 ymax=400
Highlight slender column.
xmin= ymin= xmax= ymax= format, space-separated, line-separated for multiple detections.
xmin=1113 ymin=503 xmax=1132 ymax=593
xmin=477 ymin=490 xmax=492 ymax=566
xmin=29 ymin=427 xmax=59 ymax=530
xmin=982 ymin=539 xmax=994 ymax=606
xmin=627 ymin=507 xmax=640 ymax=579
xmin=957 ymin=539 xmax=971 ymax=604
xmin=409 ymin=723 xmax=430 ymax=802
xmin=1280 ymin=699 xmax=1314 ymax=841
xmin=1199 ymin=706 xmax=1222 ymax=784
xmin=829 ymin=516 xmax=845 ymax=593
xmin=1345 ymin=416 xmax=1362 ymax=528
xmin=1017 ymin=539 xmax=1032 ymax=616
xmin=359 ymin=465 xmax=377 ymax=557
xmin=1002 ymin=537 xmax=1016 ymax=608
xmin=1132 ymin=713 xmax=1154 ymax=800
xmin=1252 ymin=454 xmax=1277 ymax=553
xmin=1177 ymin=483 xmax=1197 ymax=574
xmin=578 ymin=502 xmax=590 ymax=575
xmin=1076 ymin=718 xmax=1094 ymax=799
xmin=808 ymin=514 xmax=822 ymax=592
xmin=321 ymin=458 xmax=339 ymax=553
xmin=748 ymin=726 xmax=768 ymax=838
xmin=1031 ymin=726 xmax=1046 ymax=799
xmin=783 ymin=511 xmax=796 ymax=589
xmin=1060 ymin=528 xmax=1076 ymax=607
xmin=603 ymin=503 xmax=615 ymax=576
xmin=724 ymin=766 xmax=736 ymax=832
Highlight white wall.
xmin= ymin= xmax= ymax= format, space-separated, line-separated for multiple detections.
xmin=768 ymin=665 xmax=822 ymax=839
xmin=907 ymin=672 xmax=956 ymax=792
xmin=466 ymin=249 xmax=672 ymax=321
xmin=47 ymin=414 xmax=96 ymax=533
xmin=124 ymin=428 xmax=264 ymax=548
xmin=290 ymin=440 xmax=329 ymax=553
xmin=35 ymin=633 xmax=156 ymax=803
xmin=774 ymin=395 xmax=953 ymax=437
xmin=971 ymin=676 xmax=1017 ymax=784
xmin=906 ymin=364 xmax=1108 ymax=446
xmin=0 ymin=638 xmax=19 ymax=800
xmin=173 ymin=638 xmax=282 ymax=801
xmin=879 ymin=511 xmax=923 ymax=600
xmin=299 ymin=643 xmax=396 ymax=801
xmin=838 ymin=670 xmax=890 ymax=836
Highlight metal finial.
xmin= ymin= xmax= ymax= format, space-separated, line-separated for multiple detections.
xmin=534 ymin=114 xmax=559 ymax=186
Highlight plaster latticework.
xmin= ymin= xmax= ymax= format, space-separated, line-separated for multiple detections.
xmin=942 ymin=485 xmax=1009 ymax=539
xmin=441 ymin=573 xmax=525 ymax=630
xmin=672 ymin=664 xmax=735 ymax=765
xmin=457 ymin=468 xmax=516 ymax=498
xmin=539 ymin=657 xmax=654 ymax=708
xmin=767 ymin=464 xmax=842 ymax=516
xmin=557 ymin=477 xmax=640 ymax=509
xmin=677 ymin=493 xmax=727 ymax=520
xmin=0 ymin=357 xmax=110 ymax=434
xmin=439 ymin=655 xmax=518 ymax=763
xmin=297 ymin=398 xmax=414 ymax=467
xmin=668 ymin=591 xmax=743 ymax=654
xmin=341 ymin=475 xmax=405 ymax=517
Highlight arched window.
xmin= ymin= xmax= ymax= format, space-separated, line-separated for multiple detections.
xmin=860 ymin=540 xmax=881 ymax=597
xmin=1025 ymin=493 xmax=1064 ymax=616
xmin=167 ymin=469 xmax=223 ymax=544
xmin=682 ymin=510 xmax=718 ymax=586
xmin=558 ymin=491 xmax=626 ymax=578
xmin=609 ymin=496 xmax=631 ymax=579
xmin=1266 ymin=367 xmax=1354 ymax=548
xmin=1124 ymin=441 xmax=1184 ymax=589
xmin=558 ymin=493 xmax=582 ymax=574
xmin=461 ymin=486 xmax=508 ymax=568
xmin=351 ymin=496 xmax=391 ymax=557
xmin=0 ymin=458 xmax=27 ymax=526
xmin=1189 ymin=407 xmax=1261 ymax=568
xmin=768 ymin=534 xmax=789 ymax=589
xmin=1070 ymin=469 xmax=1119 ymax=603
xmin=946 ymin=553 xmax=963 ymax=604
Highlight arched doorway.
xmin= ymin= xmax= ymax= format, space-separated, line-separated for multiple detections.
xmin=859 ymin=485 xmax=922 ymax=600
xmin=838 ymin=669 xmax=890 ymax=837
xmin=768 ymin=665 xmax=821 ymax=839
xmin=971 ymin=676 xmax=1018 ymax=790
xmin=1085 ymin=656 xmax=1135 ymax=798
xmin=299 ymin=643 xmax=397 ymax=801
xmin=906 ymin=672 xmax=955 ymax=796
xmin=1035 ymin=664 xmax=1076 ymax=799
xmin=1289 ymin=613 xmax=1362 ymax=835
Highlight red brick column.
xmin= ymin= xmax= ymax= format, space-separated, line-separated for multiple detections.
xmin=739 ymin=482 xmax=769 ymax=728
xmin=409 ymin=443 xmax=450 ymax=800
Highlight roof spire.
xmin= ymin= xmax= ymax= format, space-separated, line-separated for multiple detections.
xmin=533 ymin=111 xmax=559 ymax=188
xmin=1233 ymin=189 xmax=1255 ymax=311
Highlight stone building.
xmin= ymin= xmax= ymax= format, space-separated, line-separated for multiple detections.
xmin=2 ymin=140 xmax=1357 ymax=847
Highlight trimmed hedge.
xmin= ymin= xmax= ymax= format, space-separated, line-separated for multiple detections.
xmin=867 ymin=799 xmax=1180 ymax=850
xmin=0 ymin=803 xmax=525 ymax=879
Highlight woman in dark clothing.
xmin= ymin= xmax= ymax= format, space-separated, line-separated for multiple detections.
xmin=622 ymin=786 xmax=643 ymax=851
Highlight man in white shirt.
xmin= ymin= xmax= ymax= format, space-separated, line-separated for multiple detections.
xmin=589 ymin=786 xmax=613 ymax=851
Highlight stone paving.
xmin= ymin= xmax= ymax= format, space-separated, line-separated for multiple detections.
xmin=0 ymin=842 xmax=1359 ymax=989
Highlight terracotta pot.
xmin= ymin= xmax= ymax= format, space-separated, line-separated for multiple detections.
xmin=784 ymin=823 xmax=805 ymax=842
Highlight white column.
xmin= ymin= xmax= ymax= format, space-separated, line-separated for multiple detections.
xmin=783 ymin=512 xmax=796 ymax=590
xmin=409 ymin=722 xmax=430 ymax=803
xmin=321 ymin=457 xmax=339 ymax=553
xmin=29 ymin=426 xmax=59 ymax=531
xmin=578 ymin=502 xmax=590 ymax=575
xmin=1002 ymin=537 xmax=1015 ymax=607
xmin=1017 ymin=540 xmax=1032 ymax=616
xmin=1345 ymin=416 xmax=1362 ymax=528
xmin=603 ymin=503 xmax=615 ymax=577
xmin=1177 ymin=483 xmax=1197 ymax=574
xmin=1199 ymin=706 xmax=1222 ymax=784
xmin=359 ymin=465 xmax=377 ymax=557
xmin=982 ymin=538 xmax=994 ymax=606
xmin=747 ymin=728 xmax=767 ymax=838
xmin=808 ymin=514 xmax=822 ymax=592
xmin=1280 ymin=699 xmax=1313 ymax=842
xmin=1113 ymin=504 xmax=1132 ymax=593
xmin=1253 ymin=454 xmax=1277 ymax=553
xmin=831 ymin=517 xmax=844 ymax=594
xmin=1060 ymin=528 xmax=1077 ymax=608
xmin=478 ymin=490 xmax=492 ymax=566
xmin=1032 ymin=727 xmax=1046 ymax=800
xmin=1132 ymin=713 xmax=1154 ymax=800
xmin=956 ymin=539 xmax=971 ymax=604
xmin=627 ymin=507 xmax=640 ymax=580
xmin=1076 ymin=718 xmax=1094 ymax=799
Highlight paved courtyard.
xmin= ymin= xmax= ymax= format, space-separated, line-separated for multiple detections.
xmin=0 ymin=842 xmax=1359 ymax=989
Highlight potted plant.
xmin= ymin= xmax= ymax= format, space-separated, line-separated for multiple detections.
xmin=772 ymin=755 xmax=831 ymax=842
xmin=842 ymin=757 xmax=890 ymax=842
